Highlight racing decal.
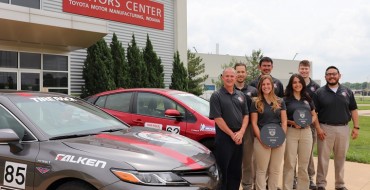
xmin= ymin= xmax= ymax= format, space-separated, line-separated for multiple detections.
xmin=166 ymin=125 xmax=180 ymax=134
xmin=144 ymin=122 xmax=162 ymax=130
xmin=36 ymin=167 xmax=50 ymax=174
xmin=136 ymin=131 xmax=187 ymax=144
xmin=29 ymin=97 xmax=77 ymax=102
xmin=3 ymin=161 xmax=27 ymax=189
xmin=200 ymin=124 xmax=215 ymax=132
xmin=55 ymin=154 xmax=106 ymax=168
xmin=96 ymin=133 xmax=205 ymax=170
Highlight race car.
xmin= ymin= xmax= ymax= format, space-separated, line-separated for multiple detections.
xmin=86 ymin=88 xmax=215 ymax=150
xmin=0 ymin=91 xmax=218 ymax=190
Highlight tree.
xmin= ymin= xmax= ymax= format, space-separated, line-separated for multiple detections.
xmin=127 ymin=34 xmax=148 ymax=88
xmin=81 ymin=38 xmax=116 ymax=98
xmin=170 ymin=51 xmax=188 ymax=91
xmin=211 ymin=59 xmax=236 ymax=89
xmin=110 ymin=33 xmax=129 ymax=88
xmin=245 ymin=49 xmax=263 ymax=84
xmin=187 ymin=50 xmax=208 ymax=96
xmin=143 ymin=34 xmax=164 ymax=88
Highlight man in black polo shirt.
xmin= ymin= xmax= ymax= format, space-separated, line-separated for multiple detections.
xmin=210 ymin=67 xmax=249 ymax=190
xmin=313 ymin=66 xmax=359 ymax=190
xmin=234 ymin=63 xmax=258 ymax=190
xmin=249 ymin=57 xmax=284 ymax=98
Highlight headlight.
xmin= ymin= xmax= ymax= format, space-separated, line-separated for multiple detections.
xmin=111 ymin=169 xmax=189 ymax=186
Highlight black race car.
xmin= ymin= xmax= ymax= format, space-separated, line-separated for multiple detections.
xmin=0 ymin=91 xmax=218 ymax=190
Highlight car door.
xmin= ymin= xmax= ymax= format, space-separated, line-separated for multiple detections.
xmin=97 ymin=92 xmax=135 ymax=125
xmin=132 ymin=92 xmax=188 ymax=136
xmin=0 ymin=105 xmax=39 ymax=190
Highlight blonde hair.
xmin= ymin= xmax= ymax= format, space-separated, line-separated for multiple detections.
xmin=254 ymin=75 xmax=281 ymax=113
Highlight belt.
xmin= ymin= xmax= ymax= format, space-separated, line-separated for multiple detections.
xmin=321 ymin=122 xmax=348 ymax=126
xmin=288 ymin=124 xmax=305 ymax=129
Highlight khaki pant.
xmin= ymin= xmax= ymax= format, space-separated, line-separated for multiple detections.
xmin=254 ymin=137 xmax=285 ymax=190
xmin=242 ymin=124 xmax=255 ymax=190
xmin=308 ymin=127 xmax=317 ymax=179
xmin=316 ymin=124 xmax=349 ymax=189
xmin=283 ymin=127 xmax=312 ymax=190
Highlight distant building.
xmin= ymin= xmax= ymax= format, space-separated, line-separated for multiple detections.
xmin=196 ymin=52 xmax=320 ymax=99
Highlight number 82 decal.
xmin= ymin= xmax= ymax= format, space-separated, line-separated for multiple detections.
xmin=3 ymin=161 xmax=27 ymax=189
xmin=166 ymin=125 xmax=180 ymax=134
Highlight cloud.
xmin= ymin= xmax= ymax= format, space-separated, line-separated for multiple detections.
xmin=188 ymin=0 xmax=370 ymax=83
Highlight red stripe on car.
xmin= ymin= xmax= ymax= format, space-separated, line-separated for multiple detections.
xmin=96 ymin=133 xmax=204 ymax=169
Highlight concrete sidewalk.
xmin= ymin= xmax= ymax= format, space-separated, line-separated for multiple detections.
xmin=240 ymin=157 xmax=370 ymax=189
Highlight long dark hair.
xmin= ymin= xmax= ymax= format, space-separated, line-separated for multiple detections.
xmin=284 ymin=74 xmax=312 ymax=102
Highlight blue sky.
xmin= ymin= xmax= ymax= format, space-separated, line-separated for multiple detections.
xmin=187 ymin=0 xmax=370 ymax=83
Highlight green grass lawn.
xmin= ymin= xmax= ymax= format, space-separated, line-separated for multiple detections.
xmin=358 ymin=105 xmax=370 ymax=110
xmin=355 ymin=96 xmax=370 ymax=104
xmin=313 ymin=116 xmax=370 ymax=164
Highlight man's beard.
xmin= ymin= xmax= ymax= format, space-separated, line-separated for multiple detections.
xmin=327 ymin=80 xmax=339 ymax=86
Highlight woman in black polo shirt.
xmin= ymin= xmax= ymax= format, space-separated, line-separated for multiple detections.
xmin=250 ymin=75 xmax=287 ymax=190
xmin=282 ymin=74 xmax=317 ymax=190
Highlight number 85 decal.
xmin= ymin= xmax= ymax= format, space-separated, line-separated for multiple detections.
xmin=166 ymin=125 xmax=180 ymax=134
xmin=3 ymin=161 xmax=27 ymax=189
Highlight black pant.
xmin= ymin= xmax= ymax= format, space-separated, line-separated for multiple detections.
xmin=214 ymin=127 xmax=243 ymax=190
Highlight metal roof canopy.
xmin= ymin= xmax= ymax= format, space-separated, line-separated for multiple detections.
xmin=0 ymin=3 xmax=108 ymax=51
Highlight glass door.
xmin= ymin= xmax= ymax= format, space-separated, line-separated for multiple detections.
xmin=20 ymin=72 xmax=40 ymax=91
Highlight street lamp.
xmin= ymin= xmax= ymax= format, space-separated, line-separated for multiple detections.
xmin=292 ymin=53 xmax=299 ymax=60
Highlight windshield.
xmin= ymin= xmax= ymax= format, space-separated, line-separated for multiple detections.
xmin=9 ymin=95 xmax=127 ymax=137
xmin=171 ymin=93 xmax=210 ymax=117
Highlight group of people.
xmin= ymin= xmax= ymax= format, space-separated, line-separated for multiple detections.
xmin=209 ymin=57 xmax=360 ymax=190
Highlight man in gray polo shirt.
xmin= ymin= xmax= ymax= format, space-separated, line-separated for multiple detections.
xmin=210 ymin=67 xmax=249 ymax=190
xmin=313 ymin=66 xmax=359 ymax=190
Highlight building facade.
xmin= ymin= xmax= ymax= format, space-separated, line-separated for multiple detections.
xmin=0 ymin=0 xmax=187 ymax=95
xmin=197 ymin=53 xmax=320 ymax=100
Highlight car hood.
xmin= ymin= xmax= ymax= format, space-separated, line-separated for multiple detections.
xmin=62 ymin=127 xmax=213 ymax=171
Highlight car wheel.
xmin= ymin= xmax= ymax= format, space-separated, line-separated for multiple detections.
xmin=56 ymin=181 xmax=95 ymax=190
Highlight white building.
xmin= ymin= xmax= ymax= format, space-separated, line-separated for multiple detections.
xmin=0 ymin=0 xmax=187 ymax=95
xmin=196 ymin=52 xmax=320 ymax=99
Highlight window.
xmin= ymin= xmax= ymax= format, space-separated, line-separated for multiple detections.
xmin=21 ymin=73 xmax=39 ymax=91
xmin=20 ymin=52 xmax=41 ymax=69
xmin=43 ymin=54 xmax=68 ymax=71
xmin=0 ymin=105 xmax=35 ymax=141
xmin=11 ymin=0 xmax=40 ymax=9
xmin=0 ymin=51 xmax=17 ymax=68
xmin=95 ymin=96 xmax=107 ymax=108
xmin=105 ymin=93 xmax=133 ymax=112
xmin=0 ymin=72 xmax=17 ymax=89
xmin=137 ymin=93 xmax=185 ymax=118
xmin=43 ymin=72 xmax=68 ymax=87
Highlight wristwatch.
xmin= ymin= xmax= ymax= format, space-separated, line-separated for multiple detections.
xmin=354 ymin=126 xmax=360 ymax=130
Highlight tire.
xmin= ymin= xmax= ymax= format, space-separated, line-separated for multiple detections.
xmin=56 ymin=181 xmax=95 ymax=190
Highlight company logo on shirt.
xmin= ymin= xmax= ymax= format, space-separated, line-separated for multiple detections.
xmin=310 ymin=86 xmax=316 ymax=92
xmin=342 ymin=92 xmax=347 ymax=97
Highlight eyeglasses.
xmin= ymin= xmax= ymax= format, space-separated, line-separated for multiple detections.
xmin=325 ymin=72 xmax=338 ymax=76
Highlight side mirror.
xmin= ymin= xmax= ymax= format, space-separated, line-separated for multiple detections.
xmin=0 ymin=129 xmax=20 ymax=142
xmin=165 ymin=109 xmax=183 ymax=121
xmin=0 ymin=129 xmax=23 ymax=153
